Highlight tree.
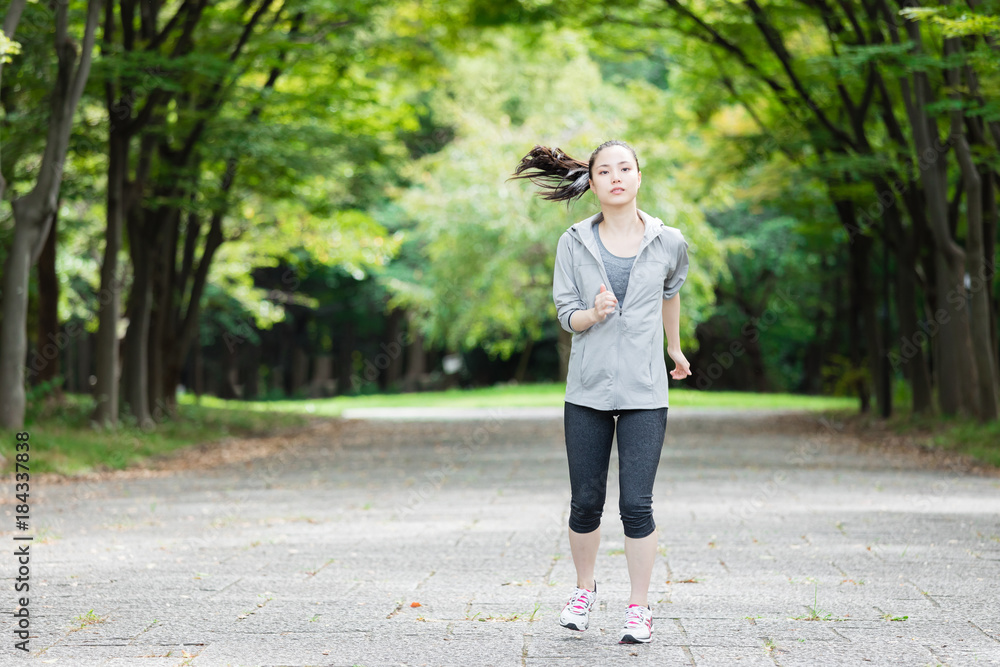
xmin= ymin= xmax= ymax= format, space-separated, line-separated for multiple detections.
xmin=0 ymin=0 xmax=103 ymax=429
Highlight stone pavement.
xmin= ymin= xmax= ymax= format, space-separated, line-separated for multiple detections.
xmin=4 ymin=408 xmax=1000 ymax=666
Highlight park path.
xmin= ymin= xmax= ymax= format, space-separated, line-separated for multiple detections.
xmin=4 ymin=408 xmax=1000 ymax=666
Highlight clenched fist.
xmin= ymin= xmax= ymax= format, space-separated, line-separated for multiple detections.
xmin=592 ymin=284 xmax=617 ymax=322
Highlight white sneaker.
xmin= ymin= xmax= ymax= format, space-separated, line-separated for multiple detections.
xmin=559 ymin=581 xmax=597 ymax=631
xmin=618 ymin=604 xmax=653 ymax=643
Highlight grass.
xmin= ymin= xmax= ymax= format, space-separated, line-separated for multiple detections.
xmin=882 ymin=613 xmax=908 ymax=621
xmin=72 ymin=609 xmax=105 ymax=629
xmin=789 ymin=582 xmax=839 ymax=621
xmin=465 ymin=603 xmax=542 ymax=622
xmin=8 ymin=393 xmax=309 ymax=477
xmin=180 ymin=382 xmax=858 ymax=418
xmin=8 ymin=384 xmax=857 ymax=477
xmin=825 ymin=407 xmax=1000 ymax=468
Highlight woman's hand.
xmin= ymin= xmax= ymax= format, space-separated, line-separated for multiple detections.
xmin=591 ymin=284 xmax=617 ymax=322
xmin=667 ymin=347 xmax=691 ymax=380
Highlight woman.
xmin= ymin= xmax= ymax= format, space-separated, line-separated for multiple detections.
xmin=511 ymin=140 xmax=691 ymax=644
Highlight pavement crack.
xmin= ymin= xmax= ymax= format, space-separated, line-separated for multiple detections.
xmin=415 ymin=569 xmax=436 ymax=590
xmin=762 ymin=635 xmax=784 ymax=667
xmin=673 ymin=618 xmax=697 ymax=666
xmin=905 ymin=579 xmax=941 ymax=608
xmin=969 ymin=620 xmax=1000 ymax=643
xmin=386 ymin=600 xmax=405 ymax=619
xmin=126 ymin=618 xmax=162 ymax=647
xmin=830 ymin=560 xmax=848 ymax=577
xmin=925 ymin=644 xmax=950 ymax=665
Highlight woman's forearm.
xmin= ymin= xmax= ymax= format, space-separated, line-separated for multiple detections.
xmin=662 ymin=294 xmax=681 ymax=350
xmin=569 ymin=307 xmax=599 ymax=332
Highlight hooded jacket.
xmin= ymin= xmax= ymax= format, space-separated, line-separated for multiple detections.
xmin=552 ymin=209 xmax=689 ymax=410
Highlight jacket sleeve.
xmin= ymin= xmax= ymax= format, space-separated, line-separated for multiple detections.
xmin=663 ymin=232 xmax=689 ymax=300
xmin=553 ymin=233 xmax=588 ymax=333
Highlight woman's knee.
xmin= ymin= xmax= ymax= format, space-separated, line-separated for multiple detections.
xmin=569 ymin=497 xmax=604 ymax=533
xmin=620 ymin=503 xmax=654 ymax=539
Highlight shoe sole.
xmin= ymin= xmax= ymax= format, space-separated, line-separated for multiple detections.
xmin=619 ymin=633 xmax=652 ymax=644
xmin=560 ymin=619 xmax=588 ymax=631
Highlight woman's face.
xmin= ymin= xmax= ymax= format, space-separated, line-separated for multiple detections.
xmin=588 ymin=145 xmax=641 ymax=208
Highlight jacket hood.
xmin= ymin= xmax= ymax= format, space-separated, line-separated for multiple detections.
xmin=567 ymin=209 xmax=667 ymax=256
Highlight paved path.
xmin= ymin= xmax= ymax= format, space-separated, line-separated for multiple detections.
xmin=5 ymin=408 xmax=1000 ymax=666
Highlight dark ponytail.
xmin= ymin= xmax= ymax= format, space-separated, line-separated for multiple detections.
xmin=509 ymin=145 xmax=591 ymax=202
xmin=510 ymin=140 xmax=641 ymax=203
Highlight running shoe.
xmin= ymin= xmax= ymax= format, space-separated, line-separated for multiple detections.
xmin=559 ymin=581 xmax=597 ymax=631
xmin=618 ymin=603 xmax=653 ymax=643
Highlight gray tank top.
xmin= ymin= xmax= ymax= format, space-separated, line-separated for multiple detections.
xmin=593 ymin=220 xmax=635 ymax=306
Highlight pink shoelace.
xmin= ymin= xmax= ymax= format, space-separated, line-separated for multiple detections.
xmin=624 ymin=604 xmax=651 ymax=628
xmin=566 ymin=587 xmax=594 ymax=613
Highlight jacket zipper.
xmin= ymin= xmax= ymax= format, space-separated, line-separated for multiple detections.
xmin=572 ymin=219 xmax=661 ymax=411
xmin=614 ymin=238 xmax=652 ymax=410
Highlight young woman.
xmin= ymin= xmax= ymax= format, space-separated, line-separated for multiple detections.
xmin=511 ymin=140 xmax=691 ymax=644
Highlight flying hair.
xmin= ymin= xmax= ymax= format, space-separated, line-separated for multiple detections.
xmin=509 ymin=141 xmax=640 ymax=203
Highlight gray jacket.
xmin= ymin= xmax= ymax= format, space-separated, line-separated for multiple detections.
xmin=552 ymin=209 xmax=689 ymax=410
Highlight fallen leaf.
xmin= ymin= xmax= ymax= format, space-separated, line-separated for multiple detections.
xmin=410 ymin=601 xmax=422 ymax=608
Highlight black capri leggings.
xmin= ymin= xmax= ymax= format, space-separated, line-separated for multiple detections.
xmin=563 ymin=401 xmax=668 ymax=539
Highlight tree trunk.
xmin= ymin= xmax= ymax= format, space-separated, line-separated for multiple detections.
xmin=34 ymin=211 xmax=62 ymax=397
xmin=403 ymin=311 xmax=425 ymax=393
xmin=848 ymin=236 xmax=872 ymax=412
xmin=0 ymin=0 xmax=102 ymax=428
xmin=337 ymin=318 xmax=357 ymax=394
xmin=161 ymin=207 xmax=225 ymax=409
xmin=903 ymin=20 xmax=979 ymax=417
xmin=76 ymin=329 xmax=91 ymax=394
xmin=514 ymin=337 xmax=534 ymax=383
xmin=292 ymin=345 xmax=310 ymax=397
xmin=148 ymin=208 xmax=180 ymax=419
xmin=946 ymin=38 xmax=999 ymax=420
xmin=858 ymin=234 xmax=887 ymax=414
xmin=983 ymin=171 xmax=999 ymax=389
xmin=120 ymin=213 xmax=155 ymax=428
xmin=0 ymin=217 xmax=37 ymax=427
xmin=385 ymin=308 xmax=405 ymax=388
xmin=887 ymin=205 xmax=934 ymax=414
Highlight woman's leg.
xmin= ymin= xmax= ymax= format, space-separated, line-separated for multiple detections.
xmin=623 ymin=532 xmax=658 ymax=607
xmin=568 ymin=527 xmax=601 ymax=590
xmin=615 ymin=407 xmax=668 ymax=606
xmin=563 ymin=401 xmax=616 ymax=590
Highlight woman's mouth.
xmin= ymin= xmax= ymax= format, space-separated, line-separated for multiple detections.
xmin=611 ymin=187 xmax=625 ymax=195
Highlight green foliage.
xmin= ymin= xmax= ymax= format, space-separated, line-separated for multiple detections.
xmin=899 ymin=6 xmax=1000 ymax=37
xmin=12 ymin=393 xmax=308 ymax=476
xmin=388 ymin=26 xmax=724 ymax=360
xmin=0 ymin=30 xmax=21 ymax=64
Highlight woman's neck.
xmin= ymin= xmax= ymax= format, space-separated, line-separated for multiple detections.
xmin=600 ymin=203 xmax=642 ymax=236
